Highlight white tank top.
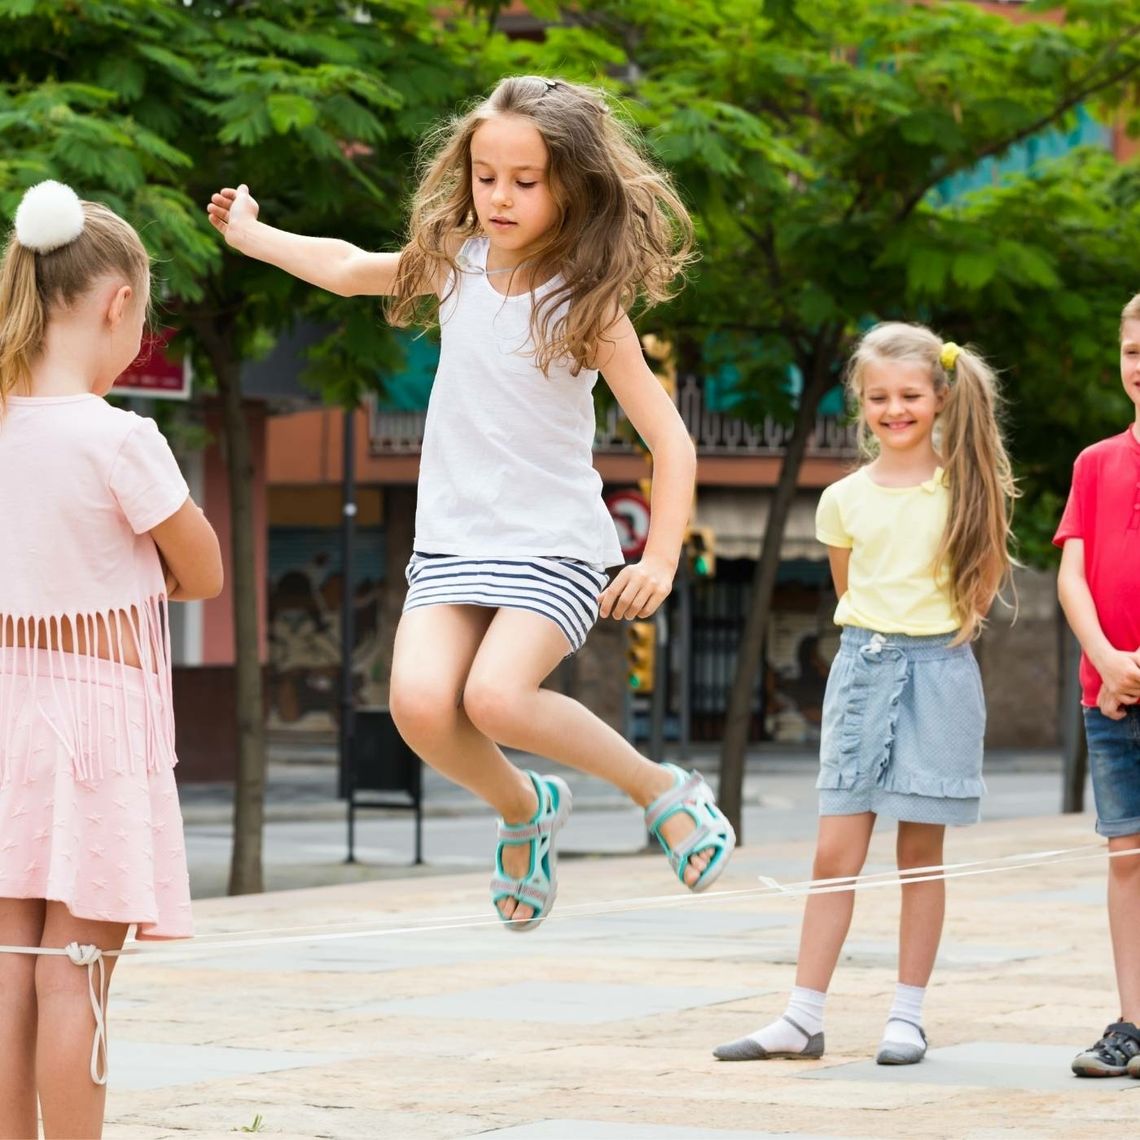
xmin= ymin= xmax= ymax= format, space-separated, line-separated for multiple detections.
xmin=413 ymin=237 xmax=624 ymax=568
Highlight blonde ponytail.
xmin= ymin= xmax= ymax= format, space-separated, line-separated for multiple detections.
xmin=934 ymin=344 xmax=1018 ymax=641
xmin=0 ymin=242 xmax=47 ymax=403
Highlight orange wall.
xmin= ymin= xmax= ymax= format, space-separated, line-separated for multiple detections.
xmin=267 ymin=406 xmax=418 ymax=486
xmin=267 ymin=406 xmax=851 ymax=491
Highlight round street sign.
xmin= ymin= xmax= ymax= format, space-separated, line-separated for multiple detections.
xmin=605 ymin=489 xmax=651 ymax=560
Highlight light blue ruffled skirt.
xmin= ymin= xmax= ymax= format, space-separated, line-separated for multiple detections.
xmin=817 ymin=626 xmax=986 ymax=826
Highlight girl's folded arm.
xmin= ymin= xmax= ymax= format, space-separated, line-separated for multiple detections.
xmin=150 ymin=499 xmax=224 ymax=601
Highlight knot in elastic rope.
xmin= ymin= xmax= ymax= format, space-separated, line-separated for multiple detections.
xmin=65 ymin=941 xmax=109 ymax=1086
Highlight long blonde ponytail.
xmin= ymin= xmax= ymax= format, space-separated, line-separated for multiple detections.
xmin=0 ymin=242 xmax=47 ymax=403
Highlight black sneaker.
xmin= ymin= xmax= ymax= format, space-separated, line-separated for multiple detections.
xmin=1072 ymin=1021 xmax=1140 ymax=1077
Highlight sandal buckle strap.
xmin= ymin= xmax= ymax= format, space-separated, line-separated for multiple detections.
xmin=668 ymin=822 xmax=716 ymax=861
xmin=490 ymin=875 xmax=551 ymax=908
xmin=645 ymin=769 xmax=707 ymax=832
xmin=496 ymin=818 xmax=556 ymax=842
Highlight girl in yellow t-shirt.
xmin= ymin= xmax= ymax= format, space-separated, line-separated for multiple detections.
xmin=715 ymin=321 xmax=1016 ymax=1068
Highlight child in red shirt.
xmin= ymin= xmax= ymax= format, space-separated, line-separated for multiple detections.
xmin=1055 ymin=293 xmax=1140 ymax=1077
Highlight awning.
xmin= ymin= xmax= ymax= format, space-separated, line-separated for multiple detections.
xmin=693 ymin=489 xmax=825 ymax=561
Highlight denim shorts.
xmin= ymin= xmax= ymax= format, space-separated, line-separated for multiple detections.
xmin=1084 ymin=706 xmax=1140 ymax=838
xmin=817 ymin=626 xmax=986 ymax=826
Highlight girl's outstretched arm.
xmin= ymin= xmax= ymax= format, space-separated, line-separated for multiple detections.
xmin=594 ymin=315 xmax=696 ymax=621
xmin=207 ymin=185 xmax=425 ymax=298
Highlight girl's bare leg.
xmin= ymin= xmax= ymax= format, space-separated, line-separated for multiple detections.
xmin=389 ymin=605 xmax=538 ymax=823
xmin=462 ymin=608 xmax=718 ymax=919
xmin=35 ymin=903 xmax=127 ymax=1140
xmin=712 ymin=813 xmax=875 ymax=1059
xmin=896 ymin=822 xmax=946 ymax=987
xmin=0 ymin=898 xmax=46 ymax=1140
xmin=793 ymin=813 xmax=876 ymax=991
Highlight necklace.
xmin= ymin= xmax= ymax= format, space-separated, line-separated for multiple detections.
xmin=456 ymin=251 xmax=535 ymax=277
xmin=484 ymin=260 xmax=533 ymax=275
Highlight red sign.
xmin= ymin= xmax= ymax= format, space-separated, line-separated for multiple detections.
xmin=605 ymin=489 xmax=651 ymax=560
xmin=115 ymin=328 xmax=191 ymax=400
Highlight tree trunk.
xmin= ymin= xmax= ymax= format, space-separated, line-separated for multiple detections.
xmin=717 ymin=356 xmax=836 ymax=839
xmin=196 ymin=320 xmax=266 ymax=895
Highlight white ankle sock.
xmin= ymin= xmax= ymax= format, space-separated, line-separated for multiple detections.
xmin=882 ymin=982 xmax=926 ymax=1048
xmin=748 ymin=986 xmax=826 ymax=1053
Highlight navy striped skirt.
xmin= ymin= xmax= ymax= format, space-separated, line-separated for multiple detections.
xmin=403 ymin=553 xmax=610 ymax=654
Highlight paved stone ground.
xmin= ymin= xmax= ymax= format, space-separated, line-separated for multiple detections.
xmin=101 ymin=807 xmax=1139 ymax=1139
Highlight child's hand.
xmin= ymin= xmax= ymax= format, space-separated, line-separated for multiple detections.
xmin=206 ymin=184 xmax=259 ymax=247
xmin=598 ymin=555 xmax=675 ymax=621
xmin=1097 ymin=684 xmax=1128 ymax=721
xmin=1095 ymin=648 xmax=1140 ymax=703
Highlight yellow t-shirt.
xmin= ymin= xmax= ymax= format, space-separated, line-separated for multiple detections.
xmin=815 ymin=466 xmax=958 ymax=636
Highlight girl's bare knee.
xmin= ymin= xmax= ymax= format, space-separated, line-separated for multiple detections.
xmin=896 ymin=837 xmax=939 ymax=864
xmin=812 ymin=847 xmax=863 ymax=882
xmin=0 ymin=954 xmax=37 ymax=1005
xmin=34 ymin=955 xmax=98 ymax=1004
xmin=461 ymin=676 xmax=525 ymax=742
xmin=389 ymin=677 xmax=460 ymax=745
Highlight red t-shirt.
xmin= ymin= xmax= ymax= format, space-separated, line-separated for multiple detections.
xmin=1053 ymin=427 xmax=1140 ymax=705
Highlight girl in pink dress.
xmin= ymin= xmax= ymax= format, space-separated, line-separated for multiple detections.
xmin=0 ymin=182 xmax=223 ymax=1140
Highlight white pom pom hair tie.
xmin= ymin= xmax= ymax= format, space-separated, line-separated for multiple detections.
xmin=14 ymin=180 xmax=86 ymax=253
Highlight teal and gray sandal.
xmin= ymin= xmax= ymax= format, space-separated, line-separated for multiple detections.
xmin=645 ymin=763 xmax=736 ymax=892
xmin=490 ymin=771 xmax=572 ymax=933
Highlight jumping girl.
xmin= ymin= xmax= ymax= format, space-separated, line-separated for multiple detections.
xmin=207 ymin=76 xmax=736 ymax=931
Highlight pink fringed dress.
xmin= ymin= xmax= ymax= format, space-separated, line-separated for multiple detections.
xmin=0 ymin=393 xmax=192 ymax=939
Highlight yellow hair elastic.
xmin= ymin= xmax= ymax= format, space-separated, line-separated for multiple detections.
xmin=939 ymin=342 xmax=961 ymax=372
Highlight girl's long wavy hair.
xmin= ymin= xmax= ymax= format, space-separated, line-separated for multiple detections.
xmin=846 ymin=322 xmax=1018 ymax=642
xmin=0 ymin=200 xmax=149 ymax=405
xmin=386 ymin=75 xmax=694 ymax=375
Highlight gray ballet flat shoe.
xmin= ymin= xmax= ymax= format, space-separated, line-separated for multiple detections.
xmin=713 ymin=1015 xmax=824 ymax=1061
xmin=875 ymin=1022 xmax=927 ymax=1065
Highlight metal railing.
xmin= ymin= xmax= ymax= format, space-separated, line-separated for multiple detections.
xmin=367 ymin=375 xmax=858 ymax=458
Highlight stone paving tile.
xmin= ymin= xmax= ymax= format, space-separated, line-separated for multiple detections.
xmin=1006 ymin=883 xmax=1104 ymax=905
xmin=111 ymin=1041 xmax=360 ymax=1091
xmin=800 ymin=1041 xmax=1118 ymax=1093
xmin=365 ymin=980 xmax=755 ymax=1024
xmin=102 ymin=810 xmax=1139 ymax=1139
xmin=467 ymin=1123 xmax=865 ymax=1139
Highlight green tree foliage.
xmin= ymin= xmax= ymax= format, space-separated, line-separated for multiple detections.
xmin=482 ymin=0 xmax=1140 ymax=833
xmin=0 ymin=0 xmax=484 ymax=891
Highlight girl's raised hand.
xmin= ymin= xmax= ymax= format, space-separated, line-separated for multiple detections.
xmin=598 ymin=554 xmax=675 ymax=621
xmin=206 ymin=184 xmax=259 ymax=246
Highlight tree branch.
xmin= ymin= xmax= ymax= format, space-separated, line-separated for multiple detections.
xmin=895 ymin=24 xmax=1140 ymax=221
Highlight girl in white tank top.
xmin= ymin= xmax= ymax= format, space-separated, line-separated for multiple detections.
xmin=207 ymin=75 xmax=736 ymax=932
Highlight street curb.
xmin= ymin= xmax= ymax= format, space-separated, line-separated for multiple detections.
xmin=178 ymin=795 xmax=645 ymax=828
